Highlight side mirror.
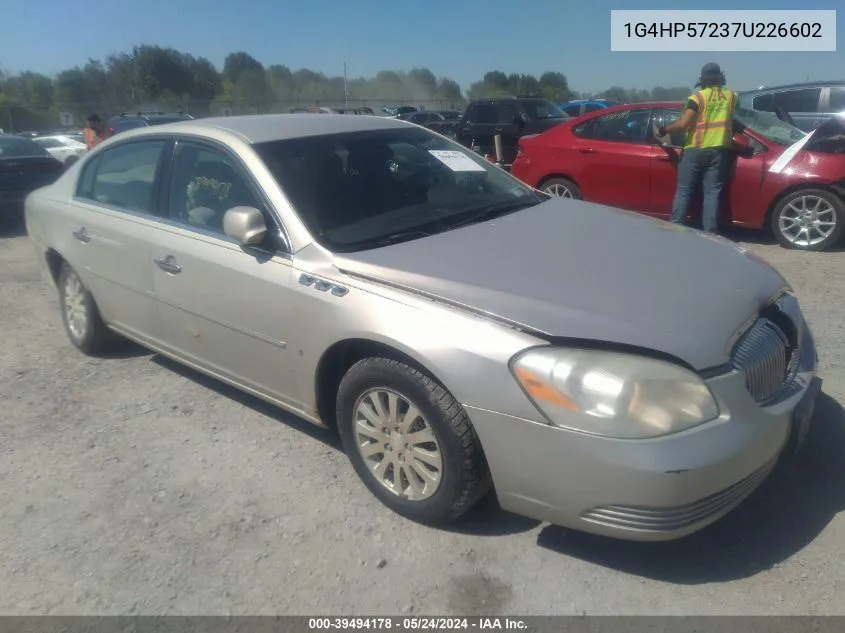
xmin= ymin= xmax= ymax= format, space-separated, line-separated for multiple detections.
xmin=223 ymin=206 xmax=267 ymax=245
xmin=731 ymin=133 xmax=754 ymax=157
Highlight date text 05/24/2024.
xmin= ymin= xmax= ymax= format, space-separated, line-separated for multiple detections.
xmin=610 ymin=9 xmax=836 ymax=52
xmin=307 ymin=618 xmax=528 ymax=630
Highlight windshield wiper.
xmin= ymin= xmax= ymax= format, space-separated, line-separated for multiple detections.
xmin=350 ymin=230 xmax=435 ymax=250
xmin=445 ymin=199 xmax=540 ymax=231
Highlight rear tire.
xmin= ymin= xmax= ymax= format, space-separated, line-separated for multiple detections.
xmin=336 ymin=357 xmax=492 ymax=524
xmin=771 ymin=188 xmax=845 ymax=251
xmin=57 ymin=261 xmax=121 ymax=355
xmin=541 ymin=177 xmax=582 ymax=200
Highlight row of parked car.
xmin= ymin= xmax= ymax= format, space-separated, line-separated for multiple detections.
xmin=398 ymin=82 xmax=845 ymax=252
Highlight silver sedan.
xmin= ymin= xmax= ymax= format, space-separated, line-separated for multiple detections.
xmin=25 ymin=113 xmax=821 ymax=541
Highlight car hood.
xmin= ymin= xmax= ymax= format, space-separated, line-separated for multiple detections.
xmin=334 ymin=200 xmax=788 ymax=371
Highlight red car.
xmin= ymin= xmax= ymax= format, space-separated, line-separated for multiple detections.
xmin=510 ymin=101 xmax=845 ymax=251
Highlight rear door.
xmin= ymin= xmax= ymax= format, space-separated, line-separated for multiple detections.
xmin=493 ymin=102 xmax=522 ymax=163
xmin=568 ymin=108 xmax=655 ymax=212
xmin=147 ymin=137 xmax=300 ymax=405
xmin=68 ymin=137 xmax=170 ymax=342
xmin=458 ymin=102 xmax=497 ymax=154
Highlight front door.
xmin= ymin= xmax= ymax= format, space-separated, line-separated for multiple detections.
xmin=67 ymin=138 xmax=169 ymax=342
xmin=148 ymin=138 xmax=299 ymax=405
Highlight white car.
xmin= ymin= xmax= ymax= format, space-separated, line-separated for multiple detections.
xmin=33 ymin=135 xmax=87 ymax=165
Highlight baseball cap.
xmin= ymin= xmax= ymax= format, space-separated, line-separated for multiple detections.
xmin=700 ymin=63 xmax=722 ymax=78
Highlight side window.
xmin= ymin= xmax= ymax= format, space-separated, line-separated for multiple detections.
xmin=571 ymin=120 xmax=594 ymax=138
xmin=495 ymin=103 xmax=519 ymax=124
xmin=82 ymin=140 xmax=165 ymax=214
xmin=652 ymin=109 xmax=684 ymax=146
xmin=752 ymin=93 xmax=774 ymax=111
xmin=583 ymin=104 xmax=602 ymax=114
xmin=167 ymin=142 xmax=262 ymax=236
xmin=593 ymin=109 xmax=652 ymax=144
xmin=463 ymin=104 xmax=477 ymax=122
xmin=474 ymin=104 xmax=497 ymax=124
xmin=771 ymin=88 xmax=822 ymax=113
xmin=564 ymin=105 xmax=582 ymax=117
xmin=829 ymin=87 xmax=845 ymax=112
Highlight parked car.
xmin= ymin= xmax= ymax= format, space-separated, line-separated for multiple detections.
xmin=511 ymin=102 xmax=845 ymax=251
xmin=381 ymin=106 xmax=418 ymax=117
xmin=738 ymin=81 xmax=845 ymax=132
xmin=33 ymin=134 xmax=87 ymax=166
xmin=399 ymin=111 xmax=446 ymax=125
xmin=0 ymin=134 xmax=64 ymax=228
xmin=428 ymin=97 xmax=570 ymax=166
xmin=560 ymin=99 xmax=619 ymax=117
xmin=26 ymin=114 xmax=821 ymax=541
xmin=107 ymin=111 xmax=194 ymax=136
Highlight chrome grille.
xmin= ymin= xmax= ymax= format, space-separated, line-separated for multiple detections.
xmin=731 ymin=295 xmax=804 ymax=405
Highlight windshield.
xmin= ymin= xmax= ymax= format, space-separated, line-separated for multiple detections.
xmin=253 ymin=127 xmax=543 ymax=253
xmin=521 ymin=99 xmax=569 ymax=120
xmin=0 ymin=136 xmax=51 ymax=158
xmin=734 ymin=107 xmax=806 ymax=146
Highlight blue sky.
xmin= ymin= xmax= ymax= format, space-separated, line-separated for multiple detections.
xmin=1 ymin=0 xmax=841 ymax=94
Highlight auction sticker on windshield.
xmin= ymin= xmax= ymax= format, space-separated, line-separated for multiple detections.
xmin=429 ymin=150 xmax=486 ymax=172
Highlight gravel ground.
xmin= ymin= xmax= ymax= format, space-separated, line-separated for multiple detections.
xmin=0 ymin=227 xmax=844 ymax=616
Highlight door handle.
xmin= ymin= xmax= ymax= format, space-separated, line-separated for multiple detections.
xmin=154 ymin=255 xmax=182 ymax=274
xmin=72 ymin=227 xmax=90 ymax=243
xmin=656 ymin=155 xmax=674 ymax=162
xmin=493 ymin=127 xmax=504 ymax=133
xmin=578 ymin=148 xmax=596 ymax=153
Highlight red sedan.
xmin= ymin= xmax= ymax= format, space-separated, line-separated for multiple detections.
xmin=510 ymin=101 xmax=845 ymax=251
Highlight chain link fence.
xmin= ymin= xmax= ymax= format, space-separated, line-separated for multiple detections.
xmin=1 ymin=98 xmax=467 ymax=133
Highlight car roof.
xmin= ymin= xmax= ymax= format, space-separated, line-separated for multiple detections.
xmin=115 ymin=113 xmax=412 ymax=144
xmin=739 ymin=80 xmax=845 ymax=95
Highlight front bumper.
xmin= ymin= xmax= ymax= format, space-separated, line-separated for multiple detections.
xmin=467 ymin=359 xmax=820 ymax=542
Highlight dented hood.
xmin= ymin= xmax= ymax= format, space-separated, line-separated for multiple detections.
xmin=334 ymin=199 xmax=789 ymax=371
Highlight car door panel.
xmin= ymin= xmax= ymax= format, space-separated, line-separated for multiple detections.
xmin=571 ymin=109 xmax=655 ymax=212
xmin=150 ymin=226 xmax=299 ymax=404
xmin=149 ymin=138 xmax=299 ymax=405
xmin=66 ymin=138 xmax=170 ymax=341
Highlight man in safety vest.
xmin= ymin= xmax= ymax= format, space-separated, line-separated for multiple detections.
xmin=83 ymin=114 xmax=112 ymax=150
xmin=656 ymin=63 xmax=737 ymax=234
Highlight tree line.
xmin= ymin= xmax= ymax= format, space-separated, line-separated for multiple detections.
xmin=0 ymin=45 xmax=692 ymax=131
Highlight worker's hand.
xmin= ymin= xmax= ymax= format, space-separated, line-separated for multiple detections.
xmin=653 ymin=124 xmax=670 ymax=144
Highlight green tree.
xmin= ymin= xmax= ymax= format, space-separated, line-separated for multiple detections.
xmin=222 ymin=52 xmax=265 ymax=85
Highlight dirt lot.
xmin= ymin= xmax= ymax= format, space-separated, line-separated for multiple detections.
xmin=1 ymin=227 xmax=844 ymax=616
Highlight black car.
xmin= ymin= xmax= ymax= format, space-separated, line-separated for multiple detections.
xmin=107 ymin=111 xmax=194 ymax=136
xmin=429 ymin=97 xmax=570 ymax=165
xmin=0 ymin=134 xmax=64 ymax=228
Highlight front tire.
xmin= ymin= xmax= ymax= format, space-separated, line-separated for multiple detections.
xmin=771 ymin=188 xmax=845 ymax=251
xmin=57 ymin=262 xmax=120 ymax=355
xmin=336 ymin=358 xmax=492 ymax=524
xmin=541 ymin=177 xmax=582 ymax=200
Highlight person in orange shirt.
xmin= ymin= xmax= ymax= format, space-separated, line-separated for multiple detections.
xmin=83 ymin=114 xmax=112 ymax=150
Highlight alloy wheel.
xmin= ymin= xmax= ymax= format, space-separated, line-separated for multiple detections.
xmin=63 ymin=270 xmax=88 ymax=340
xmin=352 ymin=388 xmax=443 ymax=501
xmin=544 ymin=183 xmax=574 ymax=198
xmin=778 ymin=195 xmax=837 ymax=247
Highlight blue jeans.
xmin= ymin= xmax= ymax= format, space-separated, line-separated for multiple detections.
xmin=669 ymin=147 xmax=731 ymax=233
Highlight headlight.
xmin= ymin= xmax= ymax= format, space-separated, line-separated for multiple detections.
xmin=511 ymin=347 xmax=720 ymax=439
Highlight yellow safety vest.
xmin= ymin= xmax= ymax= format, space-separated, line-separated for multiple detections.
xmin=683 ymin=86 xmax=737 ymax=149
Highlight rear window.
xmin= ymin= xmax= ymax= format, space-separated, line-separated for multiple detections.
xmin=520 ymin=99 xmax=569 ymax=120
xmin=0 ymin=136 xmax=51 ymax=158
